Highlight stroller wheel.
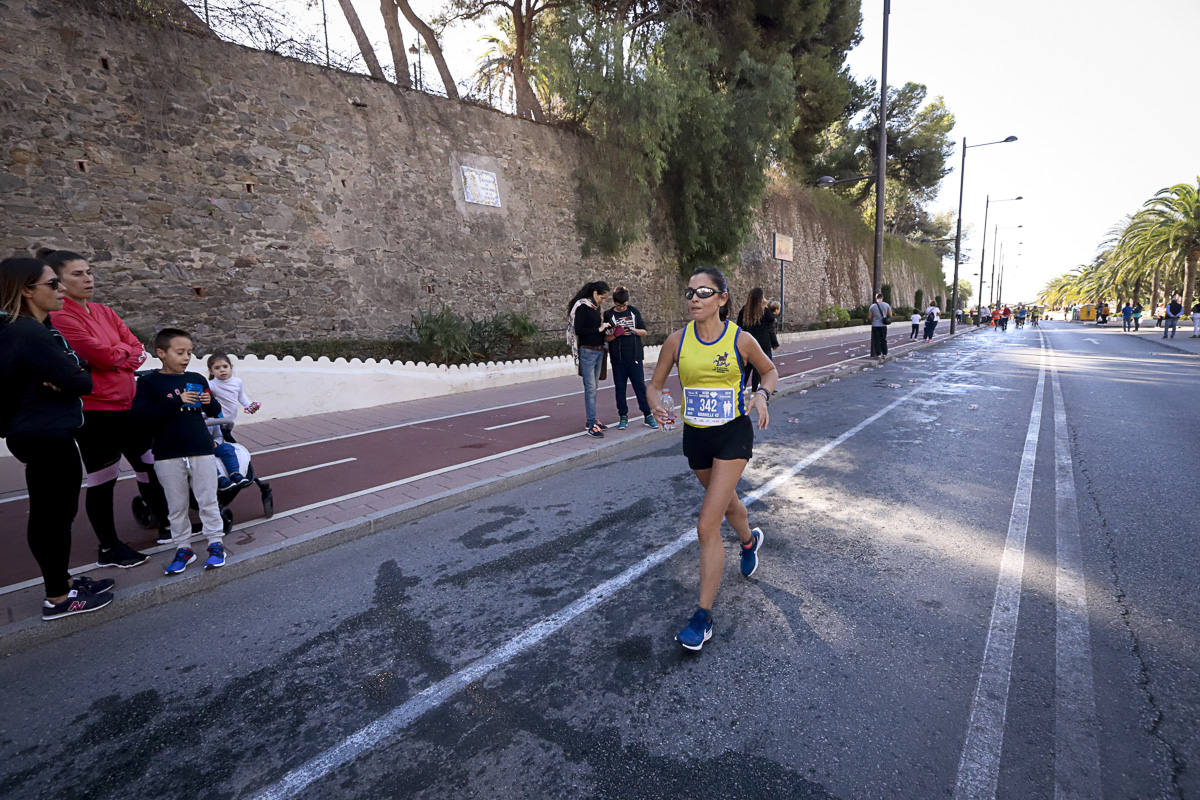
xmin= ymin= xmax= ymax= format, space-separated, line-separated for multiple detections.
xmin=131 ymin=496 xmax=155 ymax=529
xmin=260 ymin=483 xmax=274 ymax=519
xmin=221 ymin=507 xmax=233 ymax=535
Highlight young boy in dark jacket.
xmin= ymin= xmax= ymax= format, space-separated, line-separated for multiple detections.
xmin=133 ymin=328 xmax=227 ymax=574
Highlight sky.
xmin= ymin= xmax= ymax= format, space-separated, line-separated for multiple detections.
xmin=273 ymin=0 xmax=1199 ymax=304
xmin=846 ymin=0 xmax=1200 ymax=303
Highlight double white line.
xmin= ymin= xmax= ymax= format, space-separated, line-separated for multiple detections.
xmin=953 ymin=333 xmax=1102 ymax=799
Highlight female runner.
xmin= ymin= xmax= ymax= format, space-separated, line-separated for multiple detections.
xmin=648 ymin=266 xmax=777 ymax=651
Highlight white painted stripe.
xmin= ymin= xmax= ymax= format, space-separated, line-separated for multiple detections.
xmin=0 ymin=457 xmax=357 ymax=597
xmin=248 ymin=347 xmax=978 ymax=800
xmin=258 ymin=458 xmax=357 ymax=481
xmin=954 ymin=332 xmax=1047 ymax=800
xmin=1050 ymin=351 xmax=1103 ymax=800
xmin=483 ymin=415 xmax=550 ymax=431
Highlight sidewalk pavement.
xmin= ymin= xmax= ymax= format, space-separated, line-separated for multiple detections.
xmin=1117 ymin=319 xmax=1200 ymax=354
xmin=0 ymin=324 xmax=976 ymax=651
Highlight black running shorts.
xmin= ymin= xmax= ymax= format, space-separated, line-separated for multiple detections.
xmin=682 ymin=414 xmax=753 ymax=470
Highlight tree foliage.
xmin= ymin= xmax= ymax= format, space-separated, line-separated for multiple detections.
xmin=542 ymin=0 xmax=859 ymax=264
xmin=813 ymin=80 xmax=955 ymax=240
xmin=1039 ymin=178 xmax=1200 ymax=311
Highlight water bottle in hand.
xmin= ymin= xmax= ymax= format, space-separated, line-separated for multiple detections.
xmin=661 ymin=390 xmax=677 ymax=432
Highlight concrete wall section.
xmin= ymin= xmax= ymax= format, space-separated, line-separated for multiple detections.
xmin=0 ymin=1 xmax=939 ymax=350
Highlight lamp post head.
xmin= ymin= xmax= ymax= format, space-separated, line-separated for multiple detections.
xmin=408 ymin=43 xmax=419 ymax=55
xmin=816 ymin=176 xmax=835 ymax=187
xmin=1004 ymin=136 xmax=1018 ymax=142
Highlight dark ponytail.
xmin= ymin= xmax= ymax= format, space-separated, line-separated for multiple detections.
xmin=690 ymin=266 xmax=730 ymax=320
xmin=38 ymin=249 xmax=87 ymax=276
xmin=567 ymin=280 xmax=611 ymax=311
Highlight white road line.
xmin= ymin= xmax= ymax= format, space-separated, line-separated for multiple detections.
xmin=248 ymin=346 xmax=979 ymax=800
xmin=258 ymin=458 xmax=357 ymax=481
xmin=226 ymin=428 xmax=594 ymax=532
xmin=483 ymin=415 xmax=550 ymax=431
xmin=954 ymin=332 xmax=1047 ymax=800
xmin=1050 ymin=351 xmax=1103 ymax=800
xmin=0 ymin=457 xmax=359 ymax=597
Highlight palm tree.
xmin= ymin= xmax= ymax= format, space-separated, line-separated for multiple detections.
xmin=468 ymin=14 xmax=553 ymax=116
xmin=1121 ymin=179 xmax=1200 ymax=310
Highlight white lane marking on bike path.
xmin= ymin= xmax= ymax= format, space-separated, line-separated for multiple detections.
xmin=248 ymin=346 xmax=979 ymax=800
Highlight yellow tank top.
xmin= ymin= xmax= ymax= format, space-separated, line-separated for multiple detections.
xmin=677 ymin=320 xmax=745 ymax=428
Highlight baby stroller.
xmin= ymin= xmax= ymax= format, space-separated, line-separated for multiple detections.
xmin=131 ymin=417 xmax=274 ymax=537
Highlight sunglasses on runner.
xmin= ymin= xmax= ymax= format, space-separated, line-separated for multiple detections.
xmin=28 ymin=278 xmax=63 ymax=290
xmin=684 ymin=287 xmax=720 ymax=300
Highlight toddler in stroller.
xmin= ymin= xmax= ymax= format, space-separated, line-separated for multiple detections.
xmin=132 ymin=416 xmax=273 ymax=538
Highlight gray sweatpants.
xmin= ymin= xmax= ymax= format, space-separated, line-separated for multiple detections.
xmin=154 ymin=454 xmax=224 ymax=548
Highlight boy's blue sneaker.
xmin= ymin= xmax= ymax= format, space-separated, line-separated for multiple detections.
xmin=740 ymin=527 xmax=764 ymax=578
xmin=164 ymin=548 xmax=196 ymax=575
xmin=617 ymin=416 xmax=628 ymax=430
xmin=204 ymin=543 xmax=226 ymax=570
xmin=676 ymin=608 xmax=713 ymax=651
xmin=643 ymin=414 xmax=659 ymax=429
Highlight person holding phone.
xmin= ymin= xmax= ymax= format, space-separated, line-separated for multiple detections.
xmin=603 ymin=286 xmax=656 ymax=430
xmin=647 ymin=266 xmax=777 ymax=651
xmin=132 ymin=328 xmax=227 ymax=574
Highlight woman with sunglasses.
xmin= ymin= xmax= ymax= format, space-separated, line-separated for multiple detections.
xmin=0 ymin=257 xmax=115 ymax=620
xmin=44 ymin=248 xmax=167 ymax=566
xmin=648 ymin=266 xmax=777 ymax=651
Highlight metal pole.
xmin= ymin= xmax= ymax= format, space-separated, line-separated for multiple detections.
xmin=872 ymin=0 xmax=890 ymax=296
xmin=978 ymin=195 xmax=991 ymax=322
xmin=991 ymin=235 xmax=1002 ymax=307
xmin=950 ymin=137 xmax=966 ymax=332
xmin=779 ymin=259 xmax=785 ymax=327
xmin=321 ymin=0 xmax=331 ymax=67
xmin=203 ymin=0 xmax=210 ymax=27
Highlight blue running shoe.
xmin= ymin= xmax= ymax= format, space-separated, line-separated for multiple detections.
xmin=643 ymin=414 xmax=659 ymax=429
xmin=164 ymin=548 xmax=196 ymax=575
xmin=676 ymin=608 xmax=713 ymax=651
xmin=740 ymin=527 xmax=763 ymax=578
xmin=617 ymin=416 xmax=628 ymax=430
xmin=204 ymin=543 xmax=226 ymax=570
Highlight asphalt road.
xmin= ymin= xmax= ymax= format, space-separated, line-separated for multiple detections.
xmin=0 ymin=321 xmax=1195 ymax=800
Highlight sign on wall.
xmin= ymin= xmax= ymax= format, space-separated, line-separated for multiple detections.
xmin=461 ymin=166 xmax=501 ymax=207
xmin=772 ymin=233 xmax=793 ymax=262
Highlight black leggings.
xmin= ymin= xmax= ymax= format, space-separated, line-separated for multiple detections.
xmin=75 ymin=409 xmax=169 ymax=545
xmin=7 ymin=434 xmax=81 ymax=597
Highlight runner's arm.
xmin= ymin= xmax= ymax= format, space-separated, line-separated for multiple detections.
xmin=737 ymin=334 xmax=776 ymax=430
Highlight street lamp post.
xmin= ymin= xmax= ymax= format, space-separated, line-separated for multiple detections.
xmin=950 ymin=135 xmax=1018 ymax=332
xmin=976 ymin=194 xmax=1022 ymax=324
xmin=872 ymin=0 xmax=891 ymax=297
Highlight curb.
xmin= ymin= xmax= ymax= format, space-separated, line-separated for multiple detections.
xmin=0 ymin=327 xmax=975 ymax=655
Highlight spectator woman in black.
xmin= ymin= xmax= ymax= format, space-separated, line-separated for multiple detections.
xmin=0 ymin=258 xmax=114 ymax=620
xmin=568 ymin=280 xmax=612 ymax=438
xmin=736 ymin=287 xmax=776 ymax=393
